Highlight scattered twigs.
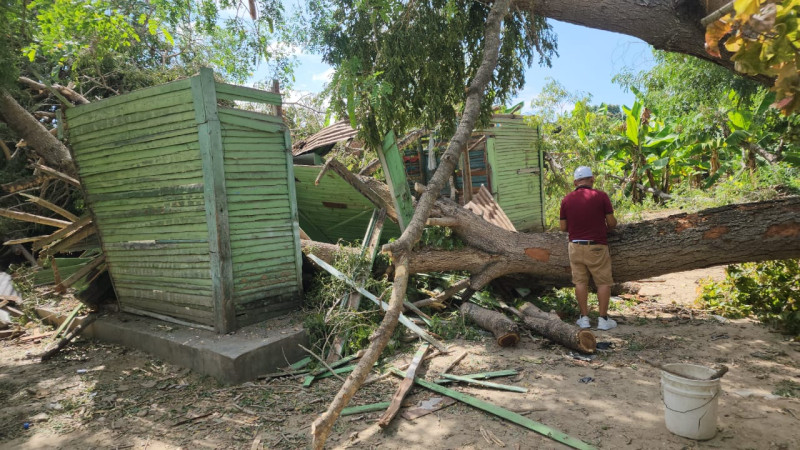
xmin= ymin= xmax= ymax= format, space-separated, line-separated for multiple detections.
xmin=299 ymin=344 xmax=346 ymax=382
xmin=172 ymin=412 xmax=214 ymax=427
xmin=441 ymin=351 xmax=468 ymax=375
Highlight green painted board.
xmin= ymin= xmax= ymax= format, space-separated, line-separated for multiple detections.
xmin=377 ymin=131 xmax=415 ymax=231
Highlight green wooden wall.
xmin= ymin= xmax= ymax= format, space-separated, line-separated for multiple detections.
xmin=66 ymin=69 xmax=302 ymax=332
xmin=483 ymin=116 xmax=545 ymax=232
xmin=293 ymin=165 xmax=401 ymax=244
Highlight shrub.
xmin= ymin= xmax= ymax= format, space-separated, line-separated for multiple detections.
xmin=698 ymin=259 xmax=800 ymax=335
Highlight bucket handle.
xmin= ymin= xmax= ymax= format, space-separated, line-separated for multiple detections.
xmin=662 ymin=388 xmax=719 ymax=414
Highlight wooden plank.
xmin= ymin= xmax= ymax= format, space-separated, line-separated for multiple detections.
xmin=218 ymin=110 xmax=284 ymax=134
xmin=306 ymin=254 xmax=447 ymax=352
xmin=215 ymin=82 xmax=282 ymax=106
xmin=284 ymin=130 xmax=304 ymax=302
xmin=440 ymin=373 xmax=527 ymax=392
xmin=32 ymin=216 xmax=92 ymax=251
xmin=433 ymin=369 xmax=518 ymax=384
xmin=377 ymin=131 xmax=414 ymax=230
xmin=70 ymin=111 xmax=197 ymax=147
xmin=56 ymin=255 xmax=105 ymax=290
xmin=66 ymin=79 xmax=191 ymax=120
xmin=378 ymin=343 xmax=429 ymax=427
xmin=0 ymin=208 xmax=72 ymax=228
xmin=192 ymin=68 xmax=235 ymax=333
xmin=388 ymin=368 xmax=594 ymax=450
xmin=302 ymin=352 xmax=363 ymax=387
xmin=20 ymin=193 xmax=79 ymax=221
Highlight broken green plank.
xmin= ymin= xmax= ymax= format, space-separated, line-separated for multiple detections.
xmin=433 ymin=369 xmax=518 ymax=385
xmin=302 ymin=353 xmax=362 ymax=387
xmin=388 ymin=368 xmax=594 ymax=450
xmin=377 ymin=130 xmax=414 ymax=230
xmin=49 ymin=304 xmax=83 ymax=343
xmin=440 ymin=373 xmax=527 ymax=393
xmin=306 ymin=253 xmax=447 ymax=353
xmin=289 ymin=356 xmax=312 ymax=370
xmin=341 ymin=402 xmax=391 ymax=416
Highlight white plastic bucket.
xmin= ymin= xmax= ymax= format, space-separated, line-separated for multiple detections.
xmin=661 ymin=363 xmax=721 ymax=440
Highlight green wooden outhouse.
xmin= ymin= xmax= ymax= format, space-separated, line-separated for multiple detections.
xmin=65 ymin=68 xmax=303 ymax=333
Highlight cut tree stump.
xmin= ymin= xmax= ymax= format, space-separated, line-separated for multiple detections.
xmin=517 ymin=302 xmax=595 ymax=353
xmin=460 ymin=302 xmax=519 ymax=347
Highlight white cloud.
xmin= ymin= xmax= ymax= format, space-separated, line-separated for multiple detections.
xmin=312 ymin=68 xmax=335 ymax=82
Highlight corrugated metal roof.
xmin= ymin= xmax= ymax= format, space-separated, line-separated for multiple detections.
xmin=292 ymin=120 xmax=359 ymax=156
xmin=464 ymin=185 xmax=517 ymax=232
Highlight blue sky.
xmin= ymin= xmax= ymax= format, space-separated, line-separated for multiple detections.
xmin=277 ymin=20 xmax=656 ymax=112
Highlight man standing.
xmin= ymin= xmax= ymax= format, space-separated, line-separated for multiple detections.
xmin=559 ymin=166 xmax=618 ymax=330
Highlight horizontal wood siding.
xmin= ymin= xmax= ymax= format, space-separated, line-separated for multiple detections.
xmin=293 ymin=165 xmax=401 ymax=244
xmin=482 ymin=118 xmax=545 ymax=232
xmin=66 ymin=81 xmax=215 ymax=328
xmin=219 ymin=108 xmax=302 ymax=326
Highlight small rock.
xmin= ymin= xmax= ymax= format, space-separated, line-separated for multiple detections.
xmin=47 ymin=402 xmax=63 ymax=411
xmin=137 ymin=409 xmax=149 ymax=417
xmin=31 ymin=413 xmax=49 ymax=423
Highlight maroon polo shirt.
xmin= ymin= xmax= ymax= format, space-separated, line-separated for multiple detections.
xmin=559 ymin=186 xmax=614 ymax=244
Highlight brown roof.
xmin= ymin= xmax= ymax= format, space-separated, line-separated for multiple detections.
xmin=292 ymin=120 xmax=359 ymax=156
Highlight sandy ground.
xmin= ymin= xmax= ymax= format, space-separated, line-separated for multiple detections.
xmin=2 ymin=266 xmax=800 ymax=449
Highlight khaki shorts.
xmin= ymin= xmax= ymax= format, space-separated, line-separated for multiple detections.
xmin=568 ymin=243 xmax=614 ymax=286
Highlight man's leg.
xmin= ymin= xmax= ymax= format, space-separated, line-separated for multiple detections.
xmin=597 ymin=284 xmax=611 ymax=316
xmin=575 ymin=284 xmax=589 ymax=316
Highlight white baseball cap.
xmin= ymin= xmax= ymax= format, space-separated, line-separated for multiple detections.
xmin=574 ymin=166 xmax=593 ymax=180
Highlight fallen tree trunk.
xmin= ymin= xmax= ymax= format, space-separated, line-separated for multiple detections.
xmin=517 ymin=303 xmax=596 ymax=354
xmin=461 ymin=302 xmax=520 ymax=347
xmin=408 ymin=197 xmax=800 ymax=289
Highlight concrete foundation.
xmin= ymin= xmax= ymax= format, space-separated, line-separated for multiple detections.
xmin=37 ymin=308 xmax=309 ymax=385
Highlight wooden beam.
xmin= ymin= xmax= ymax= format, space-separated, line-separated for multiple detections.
xmin=341 ymin=402 xmax=391 ymax=416
xmin=33 ymin=215 xmax=92 ymax=251
xmin=0 ymin=208 xmax=72 ymax=228
xmin=433 ymin=369 xmax=518 ymax=384
xmin=378 ymin=343 xmax=429 ymax=427
xmin=20 ymin=193 xmax=80 ymax=222
xmin=55 ymin=255 xmax=106 ymax=290
xmin=191 ymin=68 xmax=236 ymax=334
xmin=376 ymin=131 xmax=415 ymax=230
xmin=30 ymin=163 xmax=80 ymax=187
xmin=440 ymin=373 xmax=527 ymax=392
xmin=388 ymin=368 xmax=594 ymax=450
xmin=324 ymin=158 xmax=399 ymax=223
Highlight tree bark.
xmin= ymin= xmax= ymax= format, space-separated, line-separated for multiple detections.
xmin=407 ymin=197 xmax=800 ymax=288
xmin=0 ymin=89 xmax=76 ymax=175
xmin=461 ymin=302 xmax=520 ymax=347
xmin=517 ymin=0 xmax=773 ymax=86
xmin=518 ymin=302 xmax=595 ymax=353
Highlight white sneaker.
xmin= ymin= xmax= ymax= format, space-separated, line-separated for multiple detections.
xmin=576 ymin=316 xmax=590 ymax=329
xmin=598 ymin=317 xmax=617 ymax=330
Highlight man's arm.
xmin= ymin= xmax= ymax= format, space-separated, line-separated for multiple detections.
xmin=560 ymin=219 xmax=568 ymax=232
xmin=605 ymin=213 xmax=617 ymax=230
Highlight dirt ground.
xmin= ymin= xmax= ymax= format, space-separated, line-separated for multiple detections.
xmin=2 ymin=266 xmax=800 ymax=450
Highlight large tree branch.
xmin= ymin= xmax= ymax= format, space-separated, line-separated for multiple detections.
xmin=517 ymin=0 xmax=774 ymax=86
xmin=0 ymin=89 xmax=76 ymax=175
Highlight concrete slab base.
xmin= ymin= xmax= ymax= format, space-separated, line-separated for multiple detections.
xmin=37 ymin=308 xmax=308 ymax=385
